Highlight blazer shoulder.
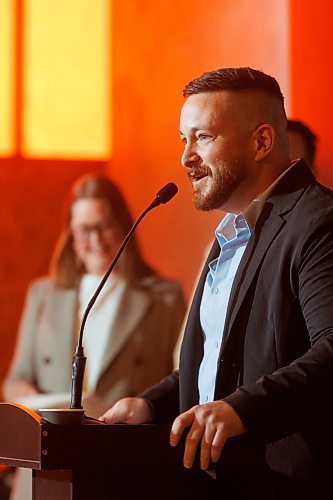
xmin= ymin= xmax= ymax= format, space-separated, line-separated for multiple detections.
xmin=26 ymin=277 xmax=76 ymax=307
xmin=138 ymin=275 xmax=185 ymax=304
xmin=27 ymin=276 xmax=57 ymax=297
xmin=295 ymin=182 xmax=333 ymax=227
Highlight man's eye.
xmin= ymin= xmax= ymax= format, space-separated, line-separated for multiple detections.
xmin=198 ymin=134 xmax=210 ymax=141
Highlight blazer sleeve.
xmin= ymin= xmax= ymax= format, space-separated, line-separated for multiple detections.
xmin=140 ymin=370 xmax=180 ymax=423
xmin=3 ymin=279 xmax=46 ymax=388
xmin=224 ymin=218 xmax=333 ymax=441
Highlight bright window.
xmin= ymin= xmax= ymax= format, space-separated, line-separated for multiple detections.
xmin=0 ymin=0 xmax=15 ymax=156
xmin=0 ymin=0 xmax=111 ymax=159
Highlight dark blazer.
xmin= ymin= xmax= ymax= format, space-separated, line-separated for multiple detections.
xmin=142 ymin=160 xmax=333 ymax=487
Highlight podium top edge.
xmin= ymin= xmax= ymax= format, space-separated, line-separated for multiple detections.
xmin=0 ymin=403 xmax=42 ymax=423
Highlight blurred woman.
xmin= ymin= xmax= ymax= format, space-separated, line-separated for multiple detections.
xmin=4 ymin=174 xmax=185 ymax=413
xmin=3 ymin=174 xmax=185 ymax=500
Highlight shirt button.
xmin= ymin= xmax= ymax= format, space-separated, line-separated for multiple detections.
xmin=212 ymin=287 xmax=219 ymax=295
xmin=214 ymin=341 xmax=219 ymax=348
xmin=204 ymin=395 xmax=208 ymax=402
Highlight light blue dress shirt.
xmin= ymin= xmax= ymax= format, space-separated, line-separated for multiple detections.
xmin=198 ymin=212 xmax=251 ymax=404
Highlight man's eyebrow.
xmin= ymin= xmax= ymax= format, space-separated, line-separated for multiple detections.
xmin=180 ymin=127 xmax=201 ymax=136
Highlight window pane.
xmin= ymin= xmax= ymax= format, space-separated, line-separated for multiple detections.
xmin=22 ymin=0 xmax=111 ymax=159
xmin=0 ymin=0 xmax=15 ymax=156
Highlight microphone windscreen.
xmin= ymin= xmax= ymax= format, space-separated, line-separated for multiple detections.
xmin=155 ymin=182 xmax=178 ymax=204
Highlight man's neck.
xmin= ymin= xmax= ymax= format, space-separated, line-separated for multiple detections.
xmin=219 ymin=160 xmax=292 ymax=214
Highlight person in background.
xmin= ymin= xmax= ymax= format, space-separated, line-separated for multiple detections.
xmin=3 ymin=174 xmax=185 ymax=500
xmin=101 ymin=68 xmax=333 ymax=499
xmin=287 ymin=119 xmax=317 ymax=170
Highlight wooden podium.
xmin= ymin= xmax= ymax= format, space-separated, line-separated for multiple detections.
xmin=0 ymin=403 xmax=267 ymax=499
xmin=0 ymin=403 xmax=185 ymax=499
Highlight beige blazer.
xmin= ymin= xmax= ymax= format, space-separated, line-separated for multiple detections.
xmin=4 ymin=275 xmax=185 ymax=417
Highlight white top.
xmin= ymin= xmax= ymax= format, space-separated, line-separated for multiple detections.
xmin=78 ymin=274 xmax=126 ymax=391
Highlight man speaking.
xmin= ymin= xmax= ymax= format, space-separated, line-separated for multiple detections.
xmin=101 ymin=67 xmax=333 ymax=498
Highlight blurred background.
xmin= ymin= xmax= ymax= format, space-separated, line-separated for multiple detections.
xmin=0 ymin=0 xmax=332 ymax=392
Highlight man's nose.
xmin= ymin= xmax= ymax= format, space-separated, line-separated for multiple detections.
xmin=181 ymin=145 xmax=201 ymax=168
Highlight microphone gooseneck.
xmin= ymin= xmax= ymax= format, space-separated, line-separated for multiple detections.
xmin=70 ymin=182 xmax=178 ymax=410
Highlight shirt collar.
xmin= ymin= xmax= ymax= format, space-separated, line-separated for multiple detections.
xmin=215 ymin=212 xmax=250 ymax=248
xmin=216 ymin=160 xmax=299 ymax=238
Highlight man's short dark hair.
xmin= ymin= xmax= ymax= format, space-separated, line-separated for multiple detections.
xmin=287 ymin=119 xmax=317 ymax=167
xmin=183 ymin=67 xmax=284 ymax=104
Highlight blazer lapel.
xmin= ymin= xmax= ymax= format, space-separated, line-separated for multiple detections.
xmin=45 ymin=287 xmax=77 ymax=366
xmin=222 ymin=204 xmax=285 ymax=347
xmin=99 ymin=285 xmax=151 ymax=375
xmin=222 ymin=160 xmax=315 ymax=347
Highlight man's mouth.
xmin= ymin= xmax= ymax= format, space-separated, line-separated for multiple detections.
xmin=188 ymin=169 xmax=210 ymax=186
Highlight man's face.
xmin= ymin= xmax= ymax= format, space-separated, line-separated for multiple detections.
xmin=180 ymin=91 xmax=252 ymax=211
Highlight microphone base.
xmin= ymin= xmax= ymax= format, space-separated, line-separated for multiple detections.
xmin=39 ymin=408 xmax=85 ymax=425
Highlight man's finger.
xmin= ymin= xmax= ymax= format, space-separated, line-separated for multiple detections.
xmin=200 ymin=426 xmax=215 ymax=470
xmin=170 ymin=409 xmax=195 ymax=446
xmin=99 ymin=408 xmax=121 ymax=424
xmin=211 ymin=428 xmax=227 ymax=463
xmin=183 ymin=424 xmax=204 ymax=468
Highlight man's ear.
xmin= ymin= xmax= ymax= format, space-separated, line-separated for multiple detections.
xmin=253 ymin=124 xmax=275 ymax=161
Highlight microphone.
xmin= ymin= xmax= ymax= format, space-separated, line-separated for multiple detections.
xmin=70 ymin=182 xmax=178 ymax=410
xmin=149 ymin=182 xmax=178 ymax=208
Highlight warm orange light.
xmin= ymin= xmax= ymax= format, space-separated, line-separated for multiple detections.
xmin=0 ymin=0 xmax=15 ymax=156
xmin=22 ymin=0 xmax=111 ymax=159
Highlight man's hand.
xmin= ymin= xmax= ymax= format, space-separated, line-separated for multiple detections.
xmin=99 ymin=397 xmax=154 ymax=424
xmin=170 ymin=400 xmax=246 ymax=470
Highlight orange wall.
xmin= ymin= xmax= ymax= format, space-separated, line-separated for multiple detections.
xmin=290 ymin=0 xmax=333 ymax=187
xmin=108 ymin=0 xmax=290 ymax=299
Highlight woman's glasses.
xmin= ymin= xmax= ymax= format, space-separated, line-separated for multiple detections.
xmin=71 ymin=220 xmax=115 ymax=242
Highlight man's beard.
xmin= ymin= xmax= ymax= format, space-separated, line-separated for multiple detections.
xmin=189 ymin=160 xmax=243 ymax=211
